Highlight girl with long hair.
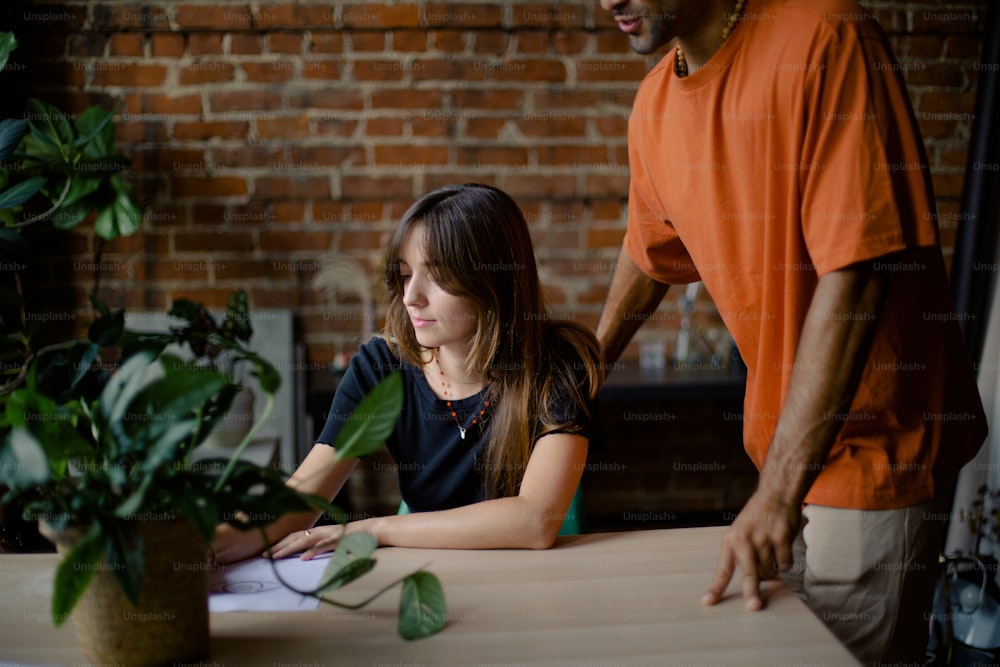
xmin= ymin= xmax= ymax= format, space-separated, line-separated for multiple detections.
xmin=213 ymin=184 xmax=603 ymax=563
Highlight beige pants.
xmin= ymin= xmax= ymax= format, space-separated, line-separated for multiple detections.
xmin=779 ymin=496 xmax=949 ymax=666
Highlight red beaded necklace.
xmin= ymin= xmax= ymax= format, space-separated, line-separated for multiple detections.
xmin=433 ymin=354 xmax=495 ymax=440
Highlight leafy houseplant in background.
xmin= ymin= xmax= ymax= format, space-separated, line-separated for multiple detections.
xmin=0 ymin=297 xmax=446 ymax=666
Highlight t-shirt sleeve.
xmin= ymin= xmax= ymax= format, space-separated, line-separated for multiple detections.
xmin=623 ymin=88 xmax=702 ymax=285
xmin=315 ymin=339 xmax=394 ymax=447
xmin=799 ymin=20 xmax=939 ymax=276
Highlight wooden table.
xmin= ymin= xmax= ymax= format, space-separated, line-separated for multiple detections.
xmin=0 ymin=527 xmax=859 ymax=666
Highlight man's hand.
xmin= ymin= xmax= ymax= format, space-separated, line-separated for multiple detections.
xmin=701 ymin=490 xmax=801 ymax=610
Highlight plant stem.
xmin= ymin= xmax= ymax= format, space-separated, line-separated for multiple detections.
xmin=11 ymin=176 xmax=72 ymax=228
xmin=213 ymin=391 xmax=274 ymax=492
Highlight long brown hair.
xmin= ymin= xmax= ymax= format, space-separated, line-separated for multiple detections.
xmin=382 ymin=183 xmax=603 ymax=498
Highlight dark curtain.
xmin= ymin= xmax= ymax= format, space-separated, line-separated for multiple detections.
xmin=952 ymin=3 xmax=1000 ymax=363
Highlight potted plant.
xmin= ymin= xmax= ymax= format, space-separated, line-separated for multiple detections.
xmin=122 ymin=288 xmax=263 ymax=451
xmin=0 ymin=299 xmax=446 ymax=666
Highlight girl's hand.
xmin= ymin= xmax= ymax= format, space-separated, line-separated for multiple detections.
xmin=267 ymin=524 xmax=347 ymax=560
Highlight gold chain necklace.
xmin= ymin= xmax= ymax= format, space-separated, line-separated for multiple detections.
xmin=675 ymin=0 xmax=746 ymax=78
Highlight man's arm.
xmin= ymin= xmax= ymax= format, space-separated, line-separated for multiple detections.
xmin=596 ymin=245 xmax=671 ymax=363
xmin=703 ymin=258 xmax=888 ymax=610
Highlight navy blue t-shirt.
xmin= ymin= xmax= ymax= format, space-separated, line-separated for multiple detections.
xmin=316 ymin=337 xmax=591 ymax=512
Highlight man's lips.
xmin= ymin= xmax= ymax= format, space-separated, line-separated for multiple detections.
xmin=615 ymin=15 xmax=640 ymax=34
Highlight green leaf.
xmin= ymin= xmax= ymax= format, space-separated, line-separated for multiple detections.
xmin=26 ymin=99 xmax=76 ymax=154
xmin=0 ymin=175 xmax=46 ymax=209
xmin=52 ymin=524 xmax=102 ymax=625
xmin=317 ymin=533 xmax=378 ymax=593
xmin=73 ymin=106 xmax=115 ymax=155
xmin=398 ymin=572 xmax=447 ymax=640
xmin=48 ymin=198 xmax=91 ymax=229
xmin=0 ymin=32 xmax=16 ymax=72
xmin=88 ymin=308 xmax=125 ymax=347
xmin=103 ymin=524 xmax=143 ymax=604
xmin=0 ymin=428 xmax=52 ymax=490
xmin=59 ymin=172 xmax=101 ymax=206
xmin=332 ymin=371 xmax=403 ymax=462
xmin=97 ymin=349 xmax=156 ymax=438
xmin=0 ymin=118 xmax=27 ymax=163
xmin=92 ymin=203 xmax=115 ymax=239
xmin=110 ymin=190 xmax=143 ymax=238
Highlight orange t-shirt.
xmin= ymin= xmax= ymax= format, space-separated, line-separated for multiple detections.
xmin=624 ymin=0 xmax=987 ymax=509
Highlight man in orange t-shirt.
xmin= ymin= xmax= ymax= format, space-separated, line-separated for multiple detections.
xmin=597 ymin=0 xmax=987 ymax=663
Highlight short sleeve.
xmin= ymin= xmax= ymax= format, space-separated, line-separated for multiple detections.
xmin=623 ymin=90 xmax=702 ymax=285
xmin=799 ymin=21 xmax=939 ymax=276
xmin=315 ymin=339 xmax=397 ymax=447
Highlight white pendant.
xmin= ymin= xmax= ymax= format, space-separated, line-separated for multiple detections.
xmin=459 ymin=427 xmax=467 ymax=440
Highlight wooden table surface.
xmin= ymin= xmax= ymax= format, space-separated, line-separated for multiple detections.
xmin=0 ymin=526 xmax=859 ymax=666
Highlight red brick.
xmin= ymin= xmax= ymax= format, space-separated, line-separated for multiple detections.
xmin=466 ymin=117 xmax=507 ymax=138
xmin=229 ymin=34 xmax=264 ymax=55
xmin=912 ymin=7 xmax=983 ymax=34
xmin=254 ymin=176 xmax=329 ymax=200
xmin=174 ymin=5 xmax=253 ymax=30
xmin=126 ymin=92 xmax=202 ymax=115
xmin=188 ymin=33 xmax=224 ymax=56
xmin=267 ymin=32 xmax=304 ymax=54
xmin=584 ymin=173 xmax=630 ymax=198
xmin=904 ymin=35 xmax=943 ymax=59
xmin=554 ymin=31 xmax=590 ymax=55
xmin=473 ymin=31 xmax=509 ymax=54
xmin=457 ymin=147 xmax=529 ymax=168
xmin=260 ymin=230 xmax=333 ymax=252
xmin=273 ymin=202 xmax=306 ymax=223
xmin=453 ymin=89 xmax=527 ymax=110
xmin=393 ymin=31 xmax=428 ymax=52
xmin=313 ymin=201 xmax=347 ymax=224
xmin=339 ymin=231 xmax=384 ymax=250
xmin=341 ymin=176 xmax=414 ymax=199
xmin=290 ymin=89 xmax=364 ymax=110
xmin=424 ymin=4 xmax=502 ymax=28
xmin=430 ymin=30 xmax=466 ymax=53
xmin=411 ymin=117 xmax=455 ymax=137
xmin=174 ymin=231 xmax=254 ymax=253
xmin=171 ymin=288 xmax=244 ymax=309
xmin=189 ymin=204 xmax=228 ymax=225
xmin=132 ymin=147 xmax=207 ymax=173
xmin=255 ymin=4 xmax=334 ymax=29
xmin=143 ymin=259 xmax=210 ymax=282
xmin=173 ymin=176 xmax=248 ymax=198
xmin=216 ymin=259 xmax=293 ymax=281
xmin=210 ymin=146 xmax=283 ymax=169
xmin=173 ymin=121 xmax=248 ymax=141
xmin=307 ymin=33 xmax=345 ymax=54
xmin=516 ymin=32 xmax=549 ymax=55
xmin=591 ymin=200 xmax=625 ymax=223
xmin=538 ymin=145 xmax=612 ymax=166
xmin=333 ymin=4 xmax=413 ymax=28
xmin=512 ymin=4 xmax=586 ymax=29
xmin=67 ymin=34 xmax=106 ymax=57
xmin=93 ymin=63 xmax=167 ymax=86
xmin=586 ymin=228 xmax=626 ymax=250
xmin=576 ymin=59 xmax=648 ymax=82
xmin=516 ymin=115 xmax=587 ymax=136
xmin=919 ymin=90 xmax=977 ymax=115
xmin=504 ymin=174 xmax=575 ymax=199
xmin=366 ymin=117 xmax=407 ymax=136
xmin=116 ymin=120 xmax=169 ymax=143
xmin=302 ymin=60 xmax=343 ymax=81
xmin=316 ymin=118 xmax=360 ymax=138
xmin=947 ymin=35 xmax=983 ymax=60
xmin=289 ymin=146 xmax=365 ymax=168
xmin=90 ymin=4 xmax=163 ymax=30
xmin=178 ymin=62 xmax=235 ymax=85
xmin=596 ymin=115 xmax=628 ymax=137
xmin=902 ymin=62 xmax=964 ymax=87
xmin=596 ymin=31 xmax=634 ymax=54
xmin=151 ymin=33 xmax=184 ymax=58
xmin=242 ymin=60 xmax=296 ymax=83
xmin=256 ymin=115 xmax=311 ymax=139
xmin=350 ymin=32 xmax=387 ymax=52
xmin=410 ymin=59 xmax=487 ymax=82
xmin=353 ymin=60 xmax=407 ymax=82
xmin=370 ymin=89 xmax=443 ymax=108
xmin=373 ymin=145 xmax=449 ymax=166
xmin=209 ymin=90 xmax=282 ymax=112
xmin=109 ymin=33 xmax=145 ymax=57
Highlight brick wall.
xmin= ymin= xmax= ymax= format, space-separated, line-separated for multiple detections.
xmin=6 ymin=0 xmax=989 ymax=369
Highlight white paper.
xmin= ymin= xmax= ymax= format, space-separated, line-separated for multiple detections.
xmin=208 ymin=555 xmax=331 ymax=612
